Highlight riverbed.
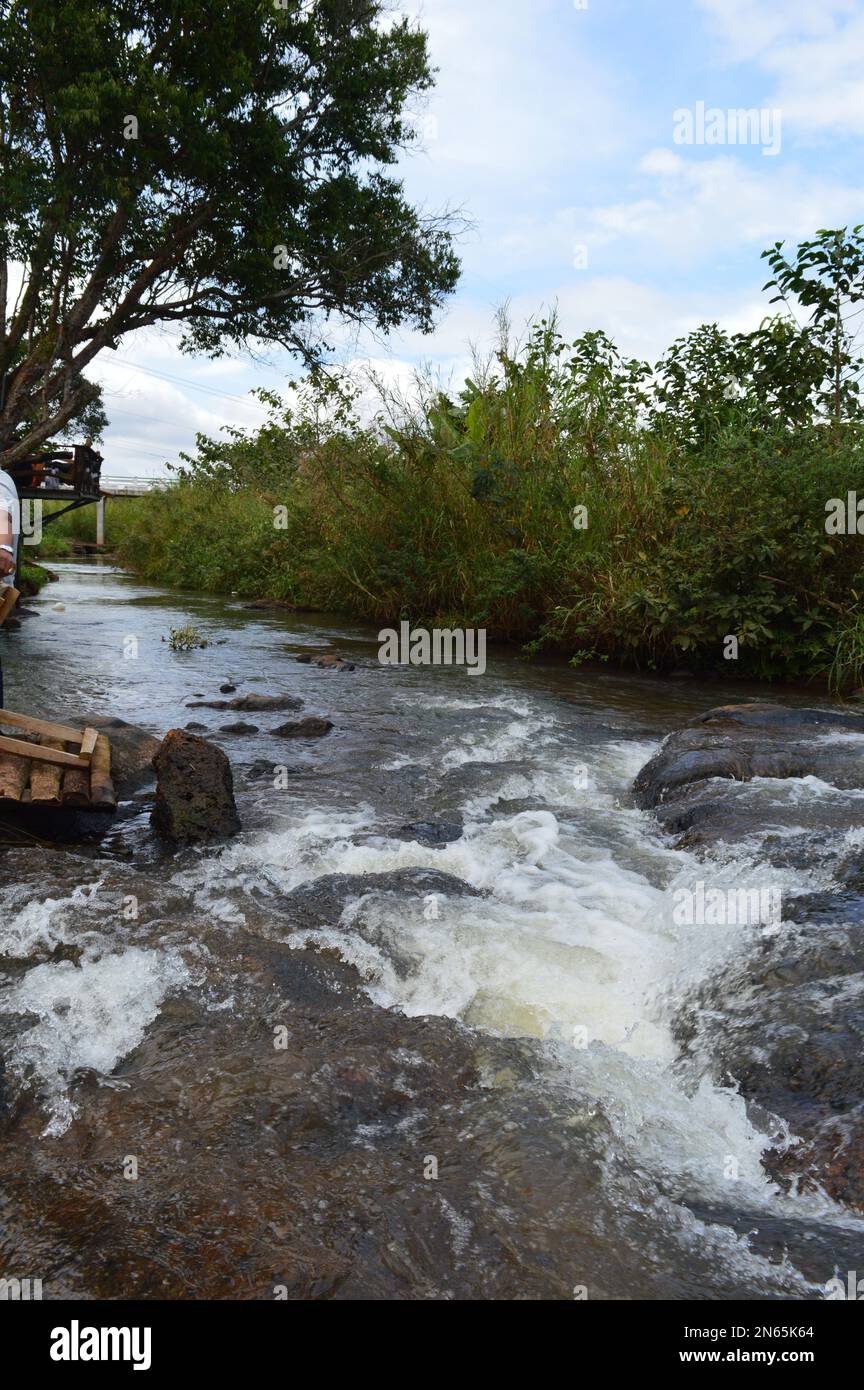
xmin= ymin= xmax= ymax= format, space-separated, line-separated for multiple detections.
xmin=0 ymin=560 xmax=861 ymax=1300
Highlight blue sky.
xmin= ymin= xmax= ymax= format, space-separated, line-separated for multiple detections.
xmin=94 ymin=0 xmax=864 ymax=476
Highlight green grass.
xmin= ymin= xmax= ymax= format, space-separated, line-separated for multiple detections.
xmin=34 ymin=497 xmax=148 ymax=557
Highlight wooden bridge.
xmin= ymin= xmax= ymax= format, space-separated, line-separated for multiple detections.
xmin=4 ymin=447 xmax=169 ymax=547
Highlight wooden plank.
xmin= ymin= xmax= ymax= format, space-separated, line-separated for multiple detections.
xmin=30 ymin=737 xmax=65 ymax=804
xmin=0 ymin=734 xmax=88 ymax=768
xmin=79 ymin=727 xmax=98 ymax=760
xmin=61 ymin=740 xmax=91 ymax=806
xmin=0 ymin=749 xmax=30 ymax=801
xmin=89 ymin=734 xmax=116 ymax=810
xmin=0 ymin=709 xmax=85 ymax=743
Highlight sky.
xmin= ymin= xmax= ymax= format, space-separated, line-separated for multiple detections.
xmin=92 ymin=0 xmax=864 ymax=478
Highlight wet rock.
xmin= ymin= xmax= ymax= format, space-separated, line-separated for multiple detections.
xmin=186 ymin=693 xmax=303 ymax=713
xmin=279 ymin=868 xmax=482 ymax=932
xmin=219 ymin=683 xmax=237 ymax=694
xmin=219 ymin=722 xmax=260 ymax=736
xmin=0 ymin=933 xmax=792 ymax=1301
xmin=296 ymin=653 xmax=355 ymax=671
xmin=395 ymin=820 xmax=464 ymax=845
xmin=185 ymin=721 xmax=208 ymax=732
xmin=81 ymin=717 xmax=162 ymax=797
xmin=634 ymin=702 xmax=864 ymax=810
xmin=270 ymin=717 xmax=333 ymax=739
xmin=151 ymin=730 xmax=241 ymax=842
xmin=246 ymin=760 xmax=303 ymax=782
xmin=641 ymin=703 xmax=864 ymax=1213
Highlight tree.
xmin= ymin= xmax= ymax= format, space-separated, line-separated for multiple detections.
xmin=652 ymin=317 xmax=831 ymax=449
xmin=0 ymin=0 xmax=460 ymax=463
xmin=761 ymin=226 xmax=864 ymax=425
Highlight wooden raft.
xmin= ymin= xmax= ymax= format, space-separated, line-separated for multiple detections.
xmin=0 ymin=710 xmax=116 ymax=811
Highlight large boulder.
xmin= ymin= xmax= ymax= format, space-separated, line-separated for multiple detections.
xmin=634 ymin=702 xmax=864 ymax=810
xmin=151 ymin=729 xmax=241 ymax=842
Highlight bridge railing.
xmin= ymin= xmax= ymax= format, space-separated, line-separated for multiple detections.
xmin=99 ymin=475 xmax=173 ymax=496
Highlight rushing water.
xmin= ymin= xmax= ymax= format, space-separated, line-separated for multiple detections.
xmin=1 ymin=560 xmax=861 ymax=1300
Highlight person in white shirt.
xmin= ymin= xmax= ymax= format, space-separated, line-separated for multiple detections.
xmin=0 ymin=468 xmax=19 ymax=585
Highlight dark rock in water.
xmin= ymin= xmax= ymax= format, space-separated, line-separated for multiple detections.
xmin=219 ymin=721 xmax=259 ymax=736
xmin=185 ymin=721 xmax=208 ymax=732
xmin=219 ymin=683 xmax=237 ymax=694
xmin=296 ymin=652 xmax=355 ymax=671
xmin=151 ymin=730 xmax=241 ymax=842
xmin=186 ymin=693 xmax=303 ymax=712
xmin=247 ymin=759 xmax=303 ymax=782
xmin=279 ymin=868 xmax=482 ymax=932
xmin=270 ymin=717 xmax=333 ymax=739
xmin=395 ymin=820 xmax=464 ymax=845
xmin=639 ymin=702 xmax=864 ymax=1213
xmin=634 ymin=702 xmax=864 ymax=810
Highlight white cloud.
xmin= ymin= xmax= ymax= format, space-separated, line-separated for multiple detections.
xmin=698 ymin=0 xmax=864 ymax=134
xmin=569 ymin=153 xmax=864 ymax=265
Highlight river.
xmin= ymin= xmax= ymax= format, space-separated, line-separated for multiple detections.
xmin=0 ymin=560 xmax=861 ymax=1300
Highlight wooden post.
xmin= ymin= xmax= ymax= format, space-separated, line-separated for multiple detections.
xmin=89 ymin=734 xmax=116 ymax=810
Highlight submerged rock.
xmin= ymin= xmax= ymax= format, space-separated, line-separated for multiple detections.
xmin=219 ymin=722 xmax=259 ymax=736
xmin=186 ymin=693 xmax=303 ymax=712
xmin=296 ymin=653 xmax=355 ymax=671
xmin=151 ymin=730 xmax=241 ymax=842
xmin=395 ymin=820 xmax=464 ymax=845
xmin=270 ymin=717 xmax=333 ymax=739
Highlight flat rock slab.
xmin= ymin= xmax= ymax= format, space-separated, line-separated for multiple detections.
xmin=634 ymin=702 xmax=864 ymax=811
xmin=151 ymin=729 xmax=241 ymax=842
xmin=186 ymin=693 xmax=303 ymax=712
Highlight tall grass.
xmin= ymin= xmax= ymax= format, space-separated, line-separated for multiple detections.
xmin=105 ymin=314 xmax=864 ymax=688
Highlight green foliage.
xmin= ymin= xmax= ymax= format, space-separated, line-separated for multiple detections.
xmin=167 ymin=624 xmax=205 ymax=652
xmin=0 ymin=0 xmax=459 ymax=462
xmin=762 ymin=226 xmax=864 ymax=423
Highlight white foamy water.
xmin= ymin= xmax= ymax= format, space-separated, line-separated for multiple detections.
xmin=204 ymin=717 xmax=840 ymax=1236
xmin=5 ymin=946 xmax=190 ymax=1135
